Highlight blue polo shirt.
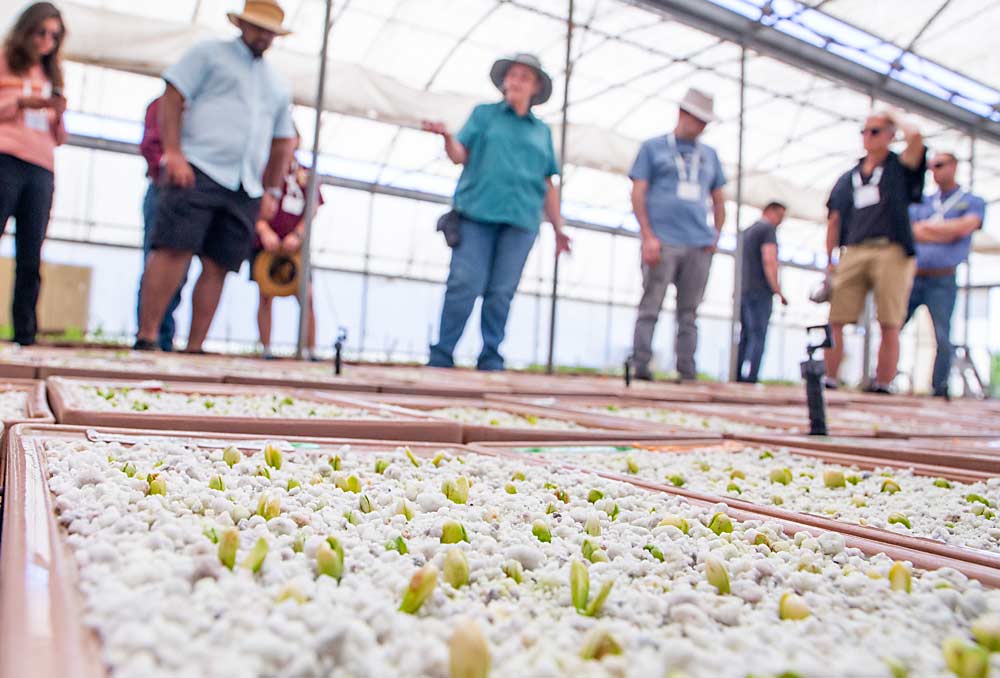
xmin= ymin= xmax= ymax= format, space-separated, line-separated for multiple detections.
xmin=453 ymin=102 xmax=559 ymax=233
xmin=163 ymin=39 xmax=296 ymax=199
xmin=629 ymin=135 xmax=726 ymax=247
xmin=909 ymin=187 xmax=986 ymax=269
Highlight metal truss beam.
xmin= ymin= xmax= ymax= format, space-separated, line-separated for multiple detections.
xmin=634 ymin=0 xmax=1000 ymax=145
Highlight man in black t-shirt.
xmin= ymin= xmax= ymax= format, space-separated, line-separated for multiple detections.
xmin=736 ymin=202 xmax=788 ymax=383
xmin=824 ymin=110 xmax=925 ymax=393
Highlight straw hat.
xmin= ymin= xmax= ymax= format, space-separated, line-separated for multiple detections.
xmin=227 ymin=0 xmax=291 ymax=36
xmin=678 ymin=87 xmax=717 ymax=124
xmin=490 ymin=53 xmax=553 ymax=106
xmin=253 ymin=250 xmax=301 ymax=297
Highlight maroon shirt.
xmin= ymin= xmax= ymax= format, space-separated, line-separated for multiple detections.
xmin=254 ymin=162 xmax=324 ymax=248
xmin=140 ymin=97 xmax=163 ymax=183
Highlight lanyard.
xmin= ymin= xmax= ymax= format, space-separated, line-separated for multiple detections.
xmin=931 ymin=188 xmax=965 ymax=221
xmin=851 ymin=165 xmax=883 ymax=190
xmin=666 ymin=134 xmax=701 ymax=183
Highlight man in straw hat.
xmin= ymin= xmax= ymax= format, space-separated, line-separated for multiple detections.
xmin=628 ymin=88 xmax=727 ymax=382
xmin=134 ymin=0 xmax=296 ymax=353
xmin=422 ymin=53 xmax=571 ymax=371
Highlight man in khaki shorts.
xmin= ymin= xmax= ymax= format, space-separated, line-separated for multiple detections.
xmin=824 ymin=110 xmax=926 ymax=393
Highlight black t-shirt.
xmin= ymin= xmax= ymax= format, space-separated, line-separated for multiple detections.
xmin=843 ymin=166 xmax=891 ymax=244
xmin=741 ymin=219 xmax=778 ymax=297
xmin=826 ymin=149 xmax=927 ymax=256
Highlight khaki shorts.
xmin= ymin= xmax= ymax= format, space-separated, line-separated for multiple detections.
xmin=828 ymin=242 xmax=916 ymax=327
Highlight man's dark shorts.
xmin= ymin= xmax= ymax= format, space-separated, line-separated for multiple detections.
xmin=152 ymin=167 xmax=260 ymax=272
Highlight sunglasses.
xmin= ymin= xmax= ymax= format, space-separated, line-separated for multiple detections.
xmin=860 ymin=127 xmax=883 ymax=136
xmin=34 ymin=27 xmax=61 ymax=40
xmin=930 ymin=161 xmax=954 ymax=169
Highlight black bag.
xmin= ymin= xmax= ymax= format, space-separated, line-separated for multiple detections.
xmin=436 ymin=209 xmax=462 ymax=248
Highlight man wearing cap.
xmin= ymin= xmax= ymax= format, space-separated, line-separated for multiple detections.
xmin=824 ymin=110 xmax=925 ymax=393
xmin=422 ymin=53 xmax=571 ymax=371
xmin=134 ymin=0 xmax=296 ymax=353
xmin=903 ymin=151 xmax=985 ymax=398
xmin=628 ymin=88 xmax=727 ymax=382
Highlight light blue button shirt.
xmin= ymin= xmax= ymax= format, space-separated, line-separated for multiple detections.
xmin=630 ymin=135 xmax=726 ymax=247
xmin=163 ymin=39 xmax=295 ymax=198
xmin=909 ymin=187 xmax=986 ymax=269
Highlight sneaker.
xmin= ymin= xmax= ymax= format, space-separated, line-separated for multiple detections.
xmin=822 ymin=377 xmax=839 ymax=390
xmin=133 ymin=338 xmax=158 ymax=352
xmin=864 ymin=383 xmax=893 ymax=395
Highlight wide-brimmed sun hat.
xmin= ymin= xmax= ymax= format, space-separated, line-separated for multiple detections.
xmin=227 ymin=0 xmax=291 ymax=36
xmin=490 ymin=53 xmax=553 ymax=107
xmin=253 ymin=250 xmax=301 ymax=297
xmin=678 ymin=87 xmax=718 ymax=124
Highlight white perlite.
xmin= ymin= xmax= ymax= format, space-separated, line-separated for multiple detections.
xmin=529 ymin=444 xmax=1000 ymax=553
xmin=428 ymin=407 xmax=590 ymax=430
xmin=62 ymin=384 xmax=391 ymax=420
xmin=587 ymin=405 xmax=778 ymax=434
xmin=0 ymin=390 xmax=28 ymax=421
xmin=45 ymin=438 xmax=1000 ymax=677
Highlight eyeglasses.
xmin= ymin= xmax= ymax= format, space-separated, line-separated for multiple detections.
xmin=34 ymin=28 xmax=61 ymax=40
xmin=930 ymin=161 xmax=954 ymax=169
xmin=860 ymin=127 xmax=883 ymax=136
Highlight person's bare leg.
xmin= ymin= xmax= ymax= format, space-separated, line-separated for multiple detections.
xmin=257 ymin=292 xmax=273 ymax=350
xmin=138 ymin=248 xmax=193 ymax=343
xmin=875 ymin=324 xmax=901 ymax=386
xmin=186 ymin=257 xmax=228 ymax=352
xmin=825 ymin=323 xmax=845 ymax=380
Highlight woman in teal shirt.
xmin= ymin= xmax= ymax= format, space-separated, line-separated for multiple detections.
xmin=422 ymin=53 xmax=571 ymax=371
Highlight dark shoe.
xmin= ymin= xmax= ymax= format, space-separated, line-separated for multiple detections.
xmin=133 ymin=338 xmax=158 ymax=351
xmin=933 ymin=388 xmax=951 ymax=401
xmin=632 ymin=365 xmax=653 ymax=381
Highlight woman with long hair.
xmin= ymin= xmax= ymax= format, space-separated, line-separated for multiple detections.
xmin=0 ymin=2 xmax=67 ymax=345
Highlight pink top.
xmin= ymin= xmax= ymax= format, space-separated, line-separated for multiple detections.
xmin=139 ymin=97 xmax=162 ymax=182
xmin=0 ymin=56 xmax=66 ymax=172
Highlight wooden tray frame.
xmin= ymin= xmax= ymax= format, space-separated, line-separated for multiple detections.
xmin=5 ymin=425 xmax=999 ymax=678
xmin=45 ymin=378 xmax=461 ymax=443
xmin=472 ymin=439 xmax=1000 ymax=576
xmin=484 ymin=394 xmax=809 ymax=436
xmin=733 ymin=433 xmax=1000 ymax=474
xmin=0 ymin=424 xmax=475 ymax=678
xmin=340 ymin=394 xmax=711 ymax=443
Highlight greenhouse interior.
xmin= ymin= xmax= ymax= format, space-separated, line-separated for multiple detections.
xmin=1 ymin=0 xmax=1000 ymax=677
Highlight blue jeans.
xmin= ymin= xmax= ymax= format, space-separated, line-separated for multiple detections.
xmin=736 ymin=292 xmax=773 ymax=383
xmin=429 ymin=218 xmax=537 ymax=371
xmin=905 ymin=273 xmax=957 ymax=394
xmin=136 ymin=182 xmax=185 ymax=351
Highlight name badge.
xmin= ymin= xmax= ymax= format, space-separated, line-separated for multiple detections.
xmin=853 ymin=184 xmax=880 ymax=210
xmin=281 ymin=194 xmax=305 ymax=216
xmin=677 ymin=181 xmax=701 ymax=202
xmin=22 ymin=80 xmax=50 ymax=134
